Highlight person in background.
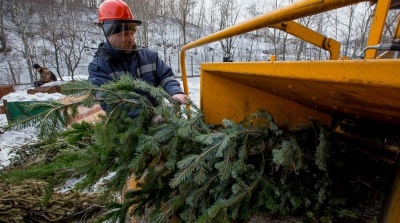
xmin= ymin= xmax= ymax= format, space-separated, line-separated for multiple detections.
xmin=88 ymin=0 xmax=188 ymax=123
xmin=32 ymin=63 xmax=56 ymax=87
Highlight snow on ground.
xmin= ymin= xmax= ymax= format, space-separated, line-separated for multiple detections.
xmin=2 ymin=92 xmax=65 ymax=102
xmin=0 ymin=75 xmax=200 ymax=169
xmin=0 ymin=118 xmax=36 ymax=168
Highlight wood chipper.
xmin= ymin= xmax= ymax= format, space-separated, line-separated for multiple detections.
xmin=179 ymin=0 xmax=400 ymax=222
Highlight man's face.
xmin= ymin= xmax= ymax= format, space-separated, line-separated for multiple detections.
xmin=103 ymin=22 xmax=139 ymax=52
xmin=35 ymin=68 xmax=41 ymax=72
xmin=107 ymin=30 xmax=136 ymax=53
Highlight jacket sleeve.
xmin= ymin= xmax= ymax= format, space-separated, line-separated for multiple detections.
xmin=88 ymin=58 xmax=113 ymax=86
xmin=88 ymin=57 xmax=114 ymax=112
xmin=153 ymin=53 xmax=184 ymax=96
xmin=41 ymin=69 xmax=52 ymax=82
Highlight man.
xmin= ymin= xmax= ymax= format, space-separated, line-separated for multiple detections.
xmin=32 ymin=63 xmax=55 ymax=87
xmin=88 ymin=0 xmax=188 ymax=122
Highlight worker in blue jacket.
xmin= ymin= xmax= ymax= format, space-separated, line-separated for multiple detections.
xmin=88 ymin=0 xmax=188 ymax=122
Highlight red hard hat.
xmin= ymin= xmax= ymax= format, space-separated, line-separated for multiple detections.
xmin=98 ymin=0 xmax=134 ymax=22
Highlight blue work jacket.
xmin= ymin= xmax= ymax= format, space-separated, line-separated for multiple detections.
xmin=88 ymin=42 xmax=184 ymax=116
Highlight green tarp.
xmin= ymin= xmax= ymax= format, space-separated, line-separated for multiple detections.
xmin=4 ymin=101 xmax=51 ymax=123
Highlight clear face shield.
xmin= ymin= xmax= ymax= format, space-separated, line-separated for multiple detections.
xmin=101 ymin=20 xmax=143 ymax=52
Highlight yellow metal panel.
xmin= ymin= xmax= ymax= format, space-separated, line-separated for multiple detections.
xmin=270 ymin=21 xmax=341 ymax=60
xmin=200 ymin=59 xmax=400 ymax=128
xmin=200 ymin=72 xmax=332 ymax=130
xmin=365 ymin=0 xmax=391 ymax=58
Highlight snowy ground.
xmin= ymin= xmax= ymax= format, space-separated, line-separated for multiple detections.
xmin=0 ymin=75 xmax=200 ymax=169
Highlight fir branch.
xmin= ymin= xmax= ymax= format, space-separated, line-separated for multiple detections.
xmin=195 ymin=178 xmax=260 ymax=223
xmin=0 ymin=76 xmax=383 ymax=223
xmin=315 ymin=126 xmax=330 ymax=171
xmin=272 ymin=137 xmax=304 ymax=176
xmin=61 ymin=80 xmax=97 ymax=96
xmin=214 ymin=142 xmax=235 ymax=181
xmin=169 ymin=135 xmax=228 ymax=188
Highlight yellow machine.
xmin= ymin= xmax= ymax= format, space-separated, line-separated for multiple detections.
xmin=180 ymin=0 xmax=400 ymax=222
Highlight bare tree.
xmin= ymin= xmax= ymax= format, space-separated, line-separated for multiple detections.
xmin=39 ymin=3 xmax=65 ymax=80
xmin=261 ymin=0 xmax=290 ymax=60
xmin=292 ymin=17 xmax=314 ymax=60
xmin=128 ymin=0 xmax=161 ymax=47
xmin=194 ymin=0 xmax=205 ymax=29
xmin=7 ymin=60 xmax=18 ymax=85
xmin=84 ymin=0 xmax=99 ymax=8
xmin=153 ymin=16 xmax=173 ymax=61
xmin=215 ymin=0 xmax=242 ymax=60
xmin=168 ymin=0 xmax=197 ymax=47
xmin=190 ymin=0 xmax=206 ymax=41
xmin=383 ymin=10 xmax=400 ymax=42
xmin=326 ymin=3 xmax=372 ymax=58
xmin=246 ymin=1 xmax=270 ymax=61
xmin=59 ymin=9 xmax=92 ymax=80
xmin=0 ymin=0 xmax=7 ymax=52
xmin=58 ymin=0 xmax=89 ymax=8
xmin=298 ymin=13 xmax=331 ymax=60
xmin=8 ymin=0 xmax=37 ymax=84
xmin=203 ymin=0 xmax=242 ymax=60
xmin=349 ymin=4 xmax=372 ymax=58
xmin=342 ymin=5 xmax=356 ymax=56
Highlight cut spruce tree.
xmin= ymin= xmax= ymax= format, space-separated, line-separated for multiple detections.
xmin=0 ymin=75 xmax=393 ymax=223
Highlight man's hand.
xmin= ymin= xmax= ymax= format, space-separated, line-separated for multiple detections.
xmin=152 ymin=115 xmax=163 ymax=124
xmin=172 ymin=93 xmax=190 ymax=104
